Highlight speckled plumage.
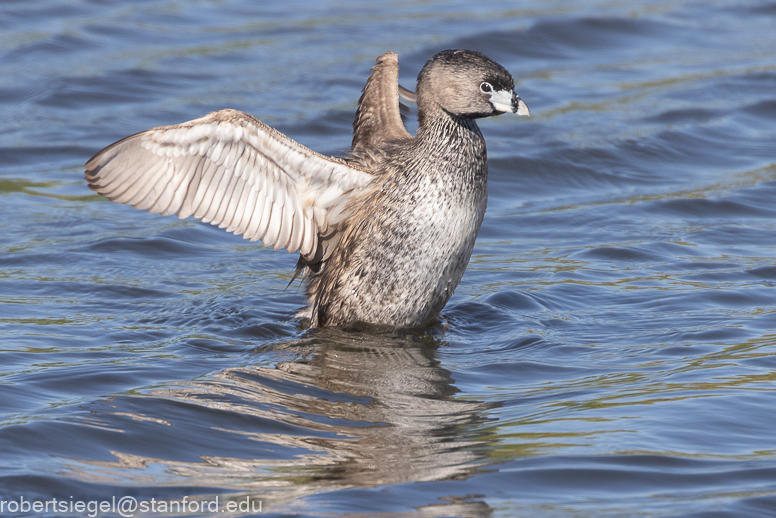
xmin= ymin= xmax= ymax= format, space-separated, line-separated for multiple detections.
xmin=309 ymin=115 xmax=488 ymax=327
xmin=85 ymin=49 xmax=529 ymax=328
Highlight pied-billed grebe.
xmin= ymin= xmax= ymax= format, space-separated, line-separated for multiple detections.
xmin=86 ymin=49 xmax=530 ymax=327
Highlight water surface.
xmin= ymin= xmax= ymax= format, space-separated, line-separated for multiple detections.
xmin=1 ymin=1 xmax=776 ymax=517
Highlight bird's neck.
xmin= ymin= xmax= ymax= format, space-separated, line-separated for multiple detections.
xmin=415 ymin=111 xmax=486 ymax=163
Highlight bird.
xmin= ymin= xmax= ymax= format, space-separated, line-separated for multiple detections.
xmin=85 ymin=49 xmax=530 ymax=328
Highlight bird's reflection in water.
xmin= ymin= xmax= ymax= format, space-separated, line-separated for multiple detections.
xmin=70 ymin=327 xmax=497 ymax=516
xmin=261 ymin=326 xmax=496 ymax=486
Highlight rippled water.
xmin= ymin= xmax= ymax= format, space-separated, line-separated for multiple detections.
xmin=2 ymin=1 xmax=776 ymax=517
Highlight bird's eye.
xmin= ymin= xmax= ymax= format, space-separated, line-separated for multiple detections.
xmin=480 ymin=82 xmax=493 ymax=93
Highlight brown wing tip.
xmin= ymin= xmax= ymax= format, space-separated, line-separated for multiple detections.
xmin=375 ymin=50 xmax=399 ymax=66
xmin=84 ymin=164 xmax=100 ymax=185
xmin=84 ymin=149 xmax=106 ymax=170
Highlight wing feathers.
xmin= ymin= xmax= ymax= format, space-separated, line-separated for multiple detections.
xmin=230 ymin=175 xmax=252 ymax=234
xmin=213 ymin=166 xmax=239 ymax=226
xmin=221 ymin=176 xmax=245 ymax=232
xmin=351 ymin=51 xmax=411 ymax=156
xmin=86 ymin=108 xmax=374 ymax=260
xmin=177 ymin=157 xmax=206 ymax=220
xmin=158 ymin=153 xmax=196 ymax=216
xmin=263 ymin=201 xmax=282 ymax=246
xmin=301 ymin=212 xmax=315 ymax=258
xmin=191 ymin=159 xmax=219 ymax=220
xmin=120 ymin=160 xmax=163 ymax=206
xmin=236 ymin=181 xmax=255 ymax=239
xmin=287 ymin=204 xmax=302 ymax=254
xmin=243 ymin=183 xmax=264 ymax=241
xmin=245 ymin=167 xmax=267 ymax=240
xmin=276 ymin=192 xmax=293 ymax=250
xmin=202 ymin=160 xmax=231 ymax=224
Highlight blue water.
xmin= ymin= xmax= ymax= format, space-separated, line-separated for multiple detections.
xmin=1 ymin=1 xmax=776 ymax=517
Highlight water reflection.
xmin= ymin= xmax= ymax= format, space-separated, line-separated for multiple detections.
xmin=66 ymin=328 xmax=496 ymax=514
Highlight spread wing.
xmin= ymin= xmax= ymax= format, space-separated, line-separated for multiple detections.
xmin=351 ymin=51 xmax=412 ymax=158
xmin=85 ymin=109 xmax=375 ymax=261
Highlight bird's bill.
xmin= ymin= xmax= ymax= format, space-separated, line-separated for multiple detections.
xmin=489 ymin=89 xmax=530 ymax=117
xmin=514 ymin=98 xmax=530 ymax=116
